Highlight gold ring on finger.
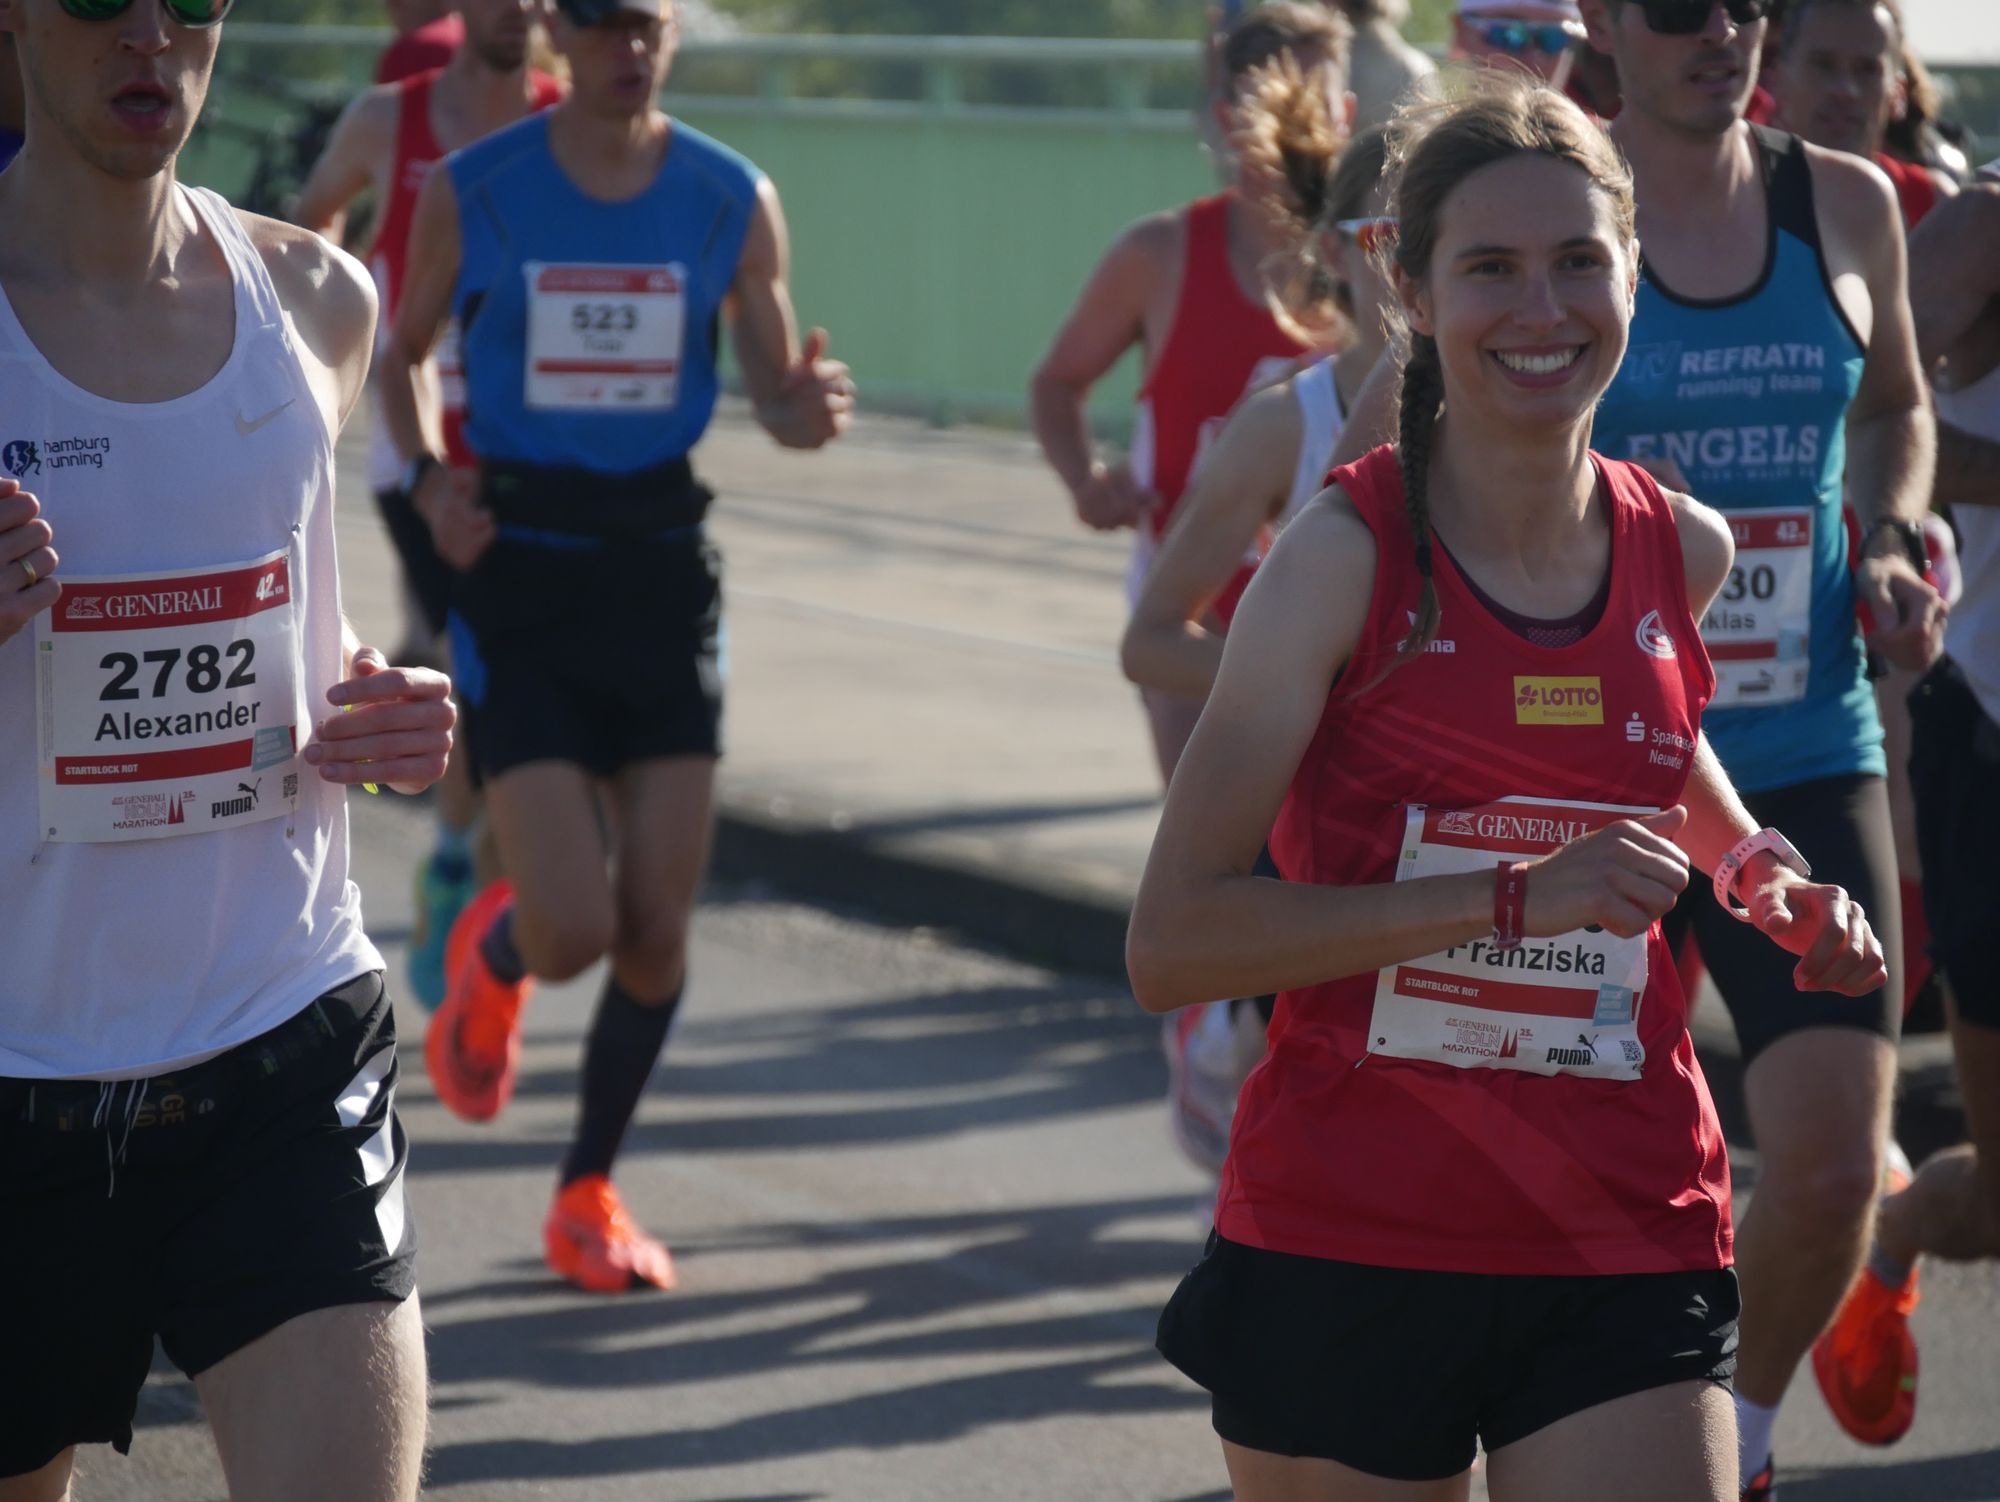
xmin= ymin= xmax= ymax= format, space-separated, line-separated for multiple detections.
xmin=18 ymin=557 xmax=36 ymax=589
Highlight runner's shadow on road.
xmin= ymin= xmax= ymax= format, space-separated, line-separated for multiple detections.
xmin=408 ymin=977 xmax=1164 ymax=1175
xmin=1778 ymin=1448 xmax=2000 ymax=1500
xmin=421 ymin=1192 xmax=1210 ymax=1488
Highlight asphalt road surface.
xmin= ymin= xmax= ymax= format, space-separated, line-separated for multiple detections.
xmin=79 ymin=794 xmax=2000 ymax=1501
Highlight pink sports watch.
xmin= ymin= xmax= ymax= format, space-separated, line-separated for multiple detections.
xmin=1714 ymin=827 xmax=1812 ymax=922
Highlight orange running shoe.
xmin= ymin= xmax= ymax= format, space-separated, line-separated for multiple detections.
xmin=1812 ymin=1142 xmax=1920 ymax=1446
xmin=544 ymin=1175 xmax=677 ymax=1294
xmin=424 ymin=879 xmax=533 ymax=1123
xmin=1812 ymin=1263 xmax=1920 ymax=1445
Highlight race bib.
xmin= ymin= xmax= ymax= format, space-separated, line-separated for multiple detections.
xmin=1701 ymin=508 xmax=1812 ymax=709
xmin=35 ymin=549 xmax=304 ymax=843
xmin=1367 ymin=797 xmax=1653 ymax=1081
xmin=523 ymin=261 xmax=685 ymax=412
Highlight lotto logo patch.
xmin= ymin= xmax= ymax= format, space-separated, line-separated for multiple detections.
xmin=1514 ymin=676 xmax=1604 ymax=725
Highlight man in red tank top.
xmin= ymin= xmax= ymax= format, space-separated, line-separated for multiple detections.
xmin=1770 ymin=0 xmax=1956 ymax=231
xmin=297 ymin=0 xmax=564 ymax=1011
xmin=1030 ymin=2 xmax=1345 ymax=788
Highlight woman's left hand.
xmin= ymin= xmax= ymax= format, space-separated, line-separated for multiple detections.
xmin=1743 ymin=869 xmax=1888 ymax=996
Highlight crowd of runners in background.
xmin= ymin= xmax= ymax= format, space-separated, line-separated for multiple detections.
xmin=0 ymin=0 xmax=1995 ymax=1499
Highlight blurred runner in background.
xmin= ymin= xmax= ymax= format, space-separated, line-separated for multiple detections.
xmin=1326 ymin=0 xmax=1436 ymax=128
xmin=386 ymin=0 xmax=853 ymax=1296
xmin=1451 ymin=0 xmax=1587 ymax=88
xmin=296 ymin=0 xmax=564 ymax=1010
xmin=1123 ymin=119 xmax=1398 ymax=1179
xmin=1814 ymin=160 xmax=2000 ymax=1455
xmin=1031 ymin=1 xmax=1349 ymax=787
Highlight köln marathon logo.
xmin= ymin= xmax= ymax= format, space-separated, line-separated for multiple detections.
xmin=111 ymin=789 xmax=200 ymax=832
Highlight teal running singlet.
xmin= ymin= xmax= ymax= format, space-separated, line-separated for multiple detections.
xmin=1594 ymin=126 xmax=1879 ymax=793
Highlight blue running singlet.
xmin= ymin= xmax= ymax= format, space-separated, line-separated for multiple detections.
xmin=449 ymin=113 xmax=761 ymax=477
xmin=1594 ymin=126 xmax=1879 ymax=793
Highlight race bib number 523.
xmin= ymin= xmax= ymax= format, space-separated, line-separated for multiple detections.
xmin=524 ymin=261 xmax=686 ymax=412
xmin=35 ymin=549 xmax=304 ymax=843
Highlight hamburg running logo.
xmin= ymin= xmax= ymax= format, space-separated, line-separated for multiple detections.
xmin=2 ymin=440 xmax=39 ymax=478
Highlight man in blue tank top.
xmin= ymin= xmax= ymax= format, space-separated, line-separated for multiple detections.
xmin=381 ymin=0 xmax=854 ymax=1295
xmin=1580 ymin=3 xmax=1946 ymax=1494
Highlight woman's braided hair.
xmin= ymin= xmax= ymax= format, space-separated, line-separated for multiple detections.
xmin=1374 ymin=74 xmax=1634 ymax=677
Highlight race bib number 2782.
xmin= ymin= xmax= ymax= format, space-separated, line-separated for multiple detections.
xmin=35 ymin=549 xmax=304 ymax=843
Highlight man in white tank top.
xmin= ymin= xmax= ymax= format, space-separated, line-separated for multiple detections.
xmin=1813 ymin=165 xmax=2000 ymax=1449
xmin=0 ymin=2 xmax=453 ymax=1497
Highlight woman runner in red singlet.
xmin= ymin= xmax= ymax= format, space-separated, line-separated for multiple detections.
xmin=1029 ymin=2 xmax=1348 ymax=785
xmin=1130 ymin=78 xmax=1886 ymax=1500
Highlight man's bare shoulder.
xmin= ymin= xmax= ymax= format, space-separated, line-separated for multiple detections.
xmin=1799 ymin=139 xmax=1904 ymax=248
xmin=236 ymin=210 xmax=377 ymax=356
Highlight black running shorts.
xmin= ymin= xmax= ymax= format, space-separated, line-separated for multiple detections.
xmin=1661 ymin=771 xmax=1901 ymax=1064
xmin=1156 ymin=1232 xmax=1739 ymax=1481
xmin=0 ymin=973 xmax=416 ymax=1478
xmin=372 ymin=483 xmax=458 ymax=640
xmin=447 ymin=529 xmax=723 ymax=784
xmin=1909 ymin=658 xmax=2000 ymax=1030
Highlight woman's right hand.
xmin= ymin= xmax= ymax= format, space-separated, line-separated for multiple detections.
xmin=1523 ymin=805 xmax=1691 ymax=940
xmin=415 ymin=464 xmax=496 ymax=571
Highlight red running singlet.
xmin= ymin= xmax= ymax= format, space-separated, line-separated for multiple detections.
xmin=1132 ymin=194 xmax=1312 ymax=541
xmin=371 ymin=67 xmax=564 ymax=468
xmin=1217 ymin=447 xmax=1733 ymax=1278
xmin=1874 ymin=153 xmax=1940 ymax=232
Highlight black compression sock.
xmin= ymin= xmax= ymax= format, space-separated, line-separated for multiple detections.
xmin=560 ymin=976 xmax=682 ymax=1186
xmin=480 ymin=907 xmax=526 ymax=985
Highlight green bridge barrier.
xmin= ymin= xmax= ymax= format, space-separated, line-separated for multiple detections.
xmin=185 ymin=26 xmax=1999 ymax=436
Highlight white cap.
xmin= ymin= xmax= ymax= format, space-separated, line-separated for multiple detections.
xmin=1457 ymin=0 xmax=1583 ymax=19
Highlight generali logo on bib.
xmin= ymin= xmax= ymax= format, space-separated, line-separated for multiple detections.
xmin=1513 ymin=676 xmax=1604 ymax=725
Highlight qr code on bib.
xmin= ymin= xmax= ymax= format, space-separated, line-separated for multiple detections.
xmin=1622 ymin=1040 xmax=1643 ymax=1063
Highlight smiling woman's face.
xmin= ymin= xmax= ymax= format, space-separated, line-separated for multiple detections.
xmin=1401 ymin=150 xmax=1637 ymax=434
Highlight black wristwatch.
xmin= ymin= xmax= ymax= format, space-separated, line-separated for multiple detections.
xmin=1859 ymin=516 xmax=1929 ymax=576
xmin=400 ymin=452 xmax=441 ymax=498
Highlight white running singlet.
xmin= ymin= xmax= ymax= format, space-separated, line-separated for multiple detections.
xmin=1935 ymin=359 xmax=2000 ymax=723
xmin=1283 ymin=357 xmax=1346 ymax=523
xmin=0 ymin=186 xmax=382 ymax=1078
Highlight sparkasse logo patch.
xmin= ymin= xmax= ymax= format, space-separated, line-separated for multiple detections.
xmin=1514 ymin=676 xmax=1604 ymax=725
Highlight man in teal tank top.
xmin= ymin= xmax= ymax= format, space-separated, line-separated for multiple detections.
xmin=1580 ymin=2 xmax=1945 ymax=1495
xmin=380 ymin=0 xmax=855 ymax=1296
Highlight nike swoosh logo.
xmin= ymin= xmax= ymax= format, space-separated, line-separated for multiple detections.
xmin=235 ymin=399 xmax=295 ymax=437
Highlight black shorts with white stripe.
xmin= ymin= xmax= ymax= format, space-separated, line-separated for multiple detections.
xmin=0 ymin=971 xmax=416 ymax=1479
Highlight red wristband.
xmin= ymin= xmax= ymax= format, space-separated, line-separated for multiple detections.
xmin=1493 ymin=861 xmax=1528 ymax=951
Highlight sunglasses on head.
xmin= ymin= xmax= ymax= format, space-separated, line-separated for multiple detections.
xmin=1630 ymin=0 xmax=1771 ymax=35
xmin=1334 ymin=216 xmax=1398 ymax=255
xmin=1468 ymin=18 xmax=1580 ymax=56
xmin=57 ymin=0 xmax=233 ymax=27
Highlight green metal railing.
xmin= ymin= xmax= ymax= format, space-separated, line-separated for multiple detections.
xmin=184 ymin=27 xmax=2000 ymax=431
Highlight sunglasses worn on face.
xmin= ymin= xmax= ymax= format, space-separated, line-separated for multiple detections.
xmin=1631 ymin=0 xmax=1771 ymax=35
xmin=57 ymin=0 xmax=233 ymax=27
xmin=1469 ymin=18 xmax=1579 ymax=56
xmin=1335 ymin=216 xmax=1398 ymax=255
